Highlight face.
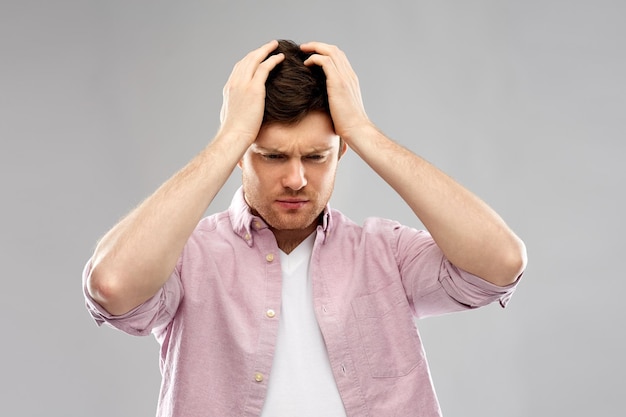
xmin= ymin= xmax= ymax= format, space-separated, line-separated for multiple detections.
xmin=240 ymin=112 xmax=345 ymax=234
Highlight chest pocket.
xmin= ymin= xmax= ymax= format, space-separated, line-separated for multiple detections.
xmin=351 ymin=284 xmax=423 ymax=378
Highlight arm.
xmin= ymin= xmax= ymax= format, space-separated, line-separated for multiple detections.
xmin=87 ymin=41 xmax=285 ymax=315
xmin=301 ymin=42 xmax=526 ymax=286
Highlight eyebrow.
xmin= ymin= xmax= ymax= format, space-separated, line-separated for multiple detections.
xmin=253 ymin=145 xmax=334 ymax=154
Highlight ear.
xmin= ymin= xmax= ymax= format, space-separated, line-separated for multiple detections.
xmin=338 ymin=138 xmax=348 ymax=160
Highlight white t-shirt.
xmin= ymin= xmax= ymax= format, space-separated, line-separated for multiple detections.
xmin=260 ymin=232 xmax=347 ymax=417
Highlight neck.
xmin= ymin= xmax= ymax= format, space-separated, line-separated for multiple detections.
xmin=272 ymin=223 xmax=317 ymax=254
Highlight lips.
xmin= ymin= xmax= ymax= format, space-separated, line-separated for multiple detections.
xmin=275 ymin=198 xmax=308 ymax=210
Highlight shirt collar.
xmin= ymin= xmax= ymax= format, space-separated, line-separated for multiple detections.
xmin=228 ymin=186 xmax=332 ymax=246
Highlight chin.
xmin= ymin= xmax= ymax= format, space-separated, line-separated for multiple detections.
xmin=265 ymin=212 xmax=318 ymax=231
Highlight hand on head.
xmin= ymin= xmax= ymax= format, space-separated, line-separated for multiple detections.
xmin=300 ymin=41 xmax=371 ymax=143
xmin=218 ymin=40 xmax=285 ymax=144
xmin=219 ymin=40 xmax=371 ymax=149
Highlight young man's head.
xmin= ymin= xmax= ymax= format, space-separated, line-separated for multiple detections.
xmin=239 ymin=39 xmax=346 ymax=238
xmin=262 ymin=39 xmax=330 ymax=126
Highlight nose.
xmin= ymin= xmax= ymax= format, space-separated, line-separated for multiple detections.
xmin=282 ymin=158 xmax=307 ymax=190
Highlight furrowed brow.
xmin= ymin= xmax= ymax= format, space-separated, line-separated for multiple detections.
xmin=307 ymin=146 xmax=334 ymax=154
xmin=252 ymin=145 xmax=334 ymax=155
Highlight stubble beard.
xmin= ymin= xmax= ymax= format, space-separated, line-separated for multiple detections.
xmin=245 ymin=188 xmax=328 ymax=232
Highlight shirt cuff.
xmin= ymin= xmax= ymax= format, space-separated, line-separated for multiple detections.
xmin=440 ymin=260 xmax=523 ymax=309
xmin=81 ymin=258 xmax=182 ymax=336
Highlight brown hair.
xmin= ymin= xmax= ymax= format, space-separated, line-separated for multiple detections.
xmin=263 ymin=39 xmax=330 ymax=126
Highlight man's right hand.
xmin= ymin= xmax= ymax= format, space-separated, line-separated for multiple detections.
xmin=218 ymin=40 xmax=285 ymax=145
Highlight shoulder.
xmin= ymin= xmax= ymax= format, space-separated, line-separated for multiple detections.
xmin=194 ymin=210 xmax=231 ymax=233
xmin=330 ymin=209 xmax=423 ymax=243
xmin=182 ymin=210 xmax=235 ymax=252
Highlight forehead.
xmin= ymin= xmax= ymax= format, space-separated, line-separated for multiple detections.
xmin=255 ymin=112 xmax=339 ymax=152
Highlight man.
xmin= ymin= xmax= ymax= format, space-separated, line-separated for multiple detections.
xmin=83 ymin=39 xmax=526 ymax=416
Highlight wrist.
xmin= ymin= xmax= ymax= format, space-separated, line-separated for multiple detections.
xmin=339 ymin=121 xmax=381 ymax=151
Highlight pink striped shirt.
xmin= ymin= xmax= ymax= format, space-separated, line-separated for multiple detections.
xmin=83 ymin=188 xmax=520 ymax=417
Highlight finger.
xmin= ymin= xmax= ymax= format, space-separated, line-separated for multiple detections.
xmin=301 ymin=42 xmax=349 ymax=63
xmin=245 ymin=39 xmax=279 ymax=64
xmin=300 ymin=41 xmax=340 ymax=56
xmin=301 ymin=42 xmax=354 ymax=75
xmin=302 ymin=53 xmax=339 ymax=77
xmin=230 ymin=40 xmax=280 ymax=81
xmin=251 ymin=52 xmax=285 ymax=83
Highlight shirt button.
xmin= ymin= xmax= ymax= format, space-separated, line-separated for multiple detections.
xmin=254 ymin=221 xmax=262 ymax=229
xmin=254 ymin=372 xmax=264 ymax=382
xmin=244 ymin=233 xmax=251 ymax=241
xmin=266 ymin=309 xmax=276 ymax=318
xmin=265 ymin=253 xmax=274 ymax=262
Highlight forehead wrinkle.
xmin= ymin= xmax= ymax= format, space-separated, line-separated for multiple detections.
xmin=253 ymin=112 xmax=339 ymax=155
xmin=251 ymin=142 xmax=335 ymax=156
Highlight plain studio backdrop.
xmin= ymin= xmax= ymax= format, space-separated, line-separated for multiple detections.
xmin=1 ymin=1 xmax=624 ymax=416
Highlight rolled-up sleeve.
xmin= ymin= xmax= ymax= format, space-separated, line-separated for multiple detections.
xmin=439 ymin=259 xmax=520 ymax=309
xmin=394 ymin=224 xmax=522 ymax=319
xmin=82 ymin=259 xmax=184 ymax=336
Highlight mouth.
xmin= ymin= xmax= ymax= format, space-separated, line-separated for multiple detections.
xmin=275 ymin=198 xmax=309 ymax=210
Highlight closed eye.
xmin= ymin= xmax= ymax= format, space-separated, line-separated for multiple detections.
xmin=258 ymin=152 xmax=329 ymax=162
xmin=262 ymin=153 xmax=286 ymax=160
xmin=305 ymin=154 xmax=328 ymax=162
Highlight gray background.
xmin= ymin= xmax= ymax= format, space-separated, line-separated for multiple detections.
xmin=1 ymin=0 xmax=624 ymax=416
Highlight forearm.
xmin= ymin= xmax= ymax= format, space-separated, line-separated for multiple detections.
xmin=87 ymin=40 xmax=286 ymax=315
xmin=88 ymin=132 xmax=248 ymax=315
xmin=298 ymin=42 xmax=525 ymax=284
xmin=347 ymin=125 xmax=526 ymax=286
